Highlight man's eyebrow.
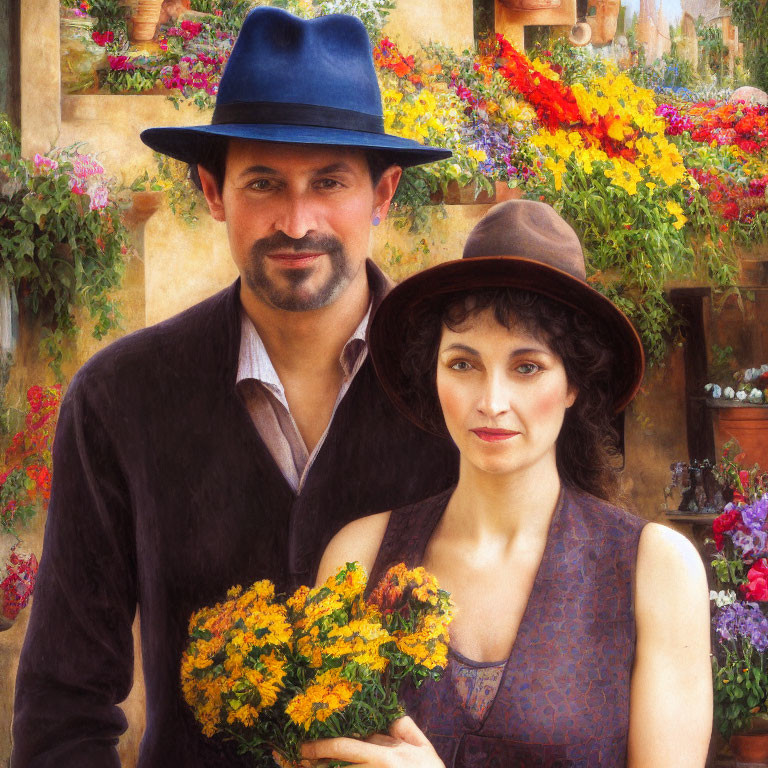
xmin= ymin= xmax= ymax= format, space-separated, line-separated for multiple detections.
xmin=238 ymin=165 xmax=280 ymax=178
xmin=314 ymin=162 xmax=356 ymax=175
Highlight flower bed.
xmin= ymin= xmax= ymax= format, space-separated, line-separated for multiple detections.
xmin=57 ymin=1 xmax=768 ymax=363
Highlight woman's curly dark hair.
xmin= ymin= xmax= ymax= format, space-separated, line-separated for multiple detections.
xmin=399 ymin=287 xmax=625 ymax=504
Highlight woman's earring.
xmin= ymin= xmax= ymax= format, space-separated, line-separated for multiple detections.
xmin=372 ymin=212 xmax=381 ymax=226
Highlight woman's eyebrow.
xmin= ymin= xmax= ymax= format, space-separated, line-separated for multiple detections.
xmin=441 ymin=343 xmax=549 ymax=356
xmin=441 ymin=343 xmax=479 ymax=355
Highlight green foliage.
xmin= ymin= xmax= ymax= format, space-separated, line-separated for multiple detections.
xmin=0 ymin=116 xmax=129 ymax=378
xmin=312 ymin=0 xmax=395 ymax=39
xmin=88 ymin=0 xmax=129 ymax=34
xmin=714 ymin=647 xmax=768 ymax=739
xmin=131 ymin=152 xmax=203 ymax=226
xmin=105 ymin=65 xmax=159 ymax=93
xmin=723 ymin=0 xmax=768 ymax=92
xmin=535 ymin=38 xmax=607 ymax=87
xmin=709 ymin=344 xmax=737 ymax=384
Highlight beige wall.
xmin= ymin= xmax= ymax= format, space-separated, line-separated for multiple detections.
xmin=496 ymin=0 xmax=577 ymax=50
xmin=2 ymin=1 xmax=695 ymax=766
xmin=383 ymin=0 xmax=474 ymax=53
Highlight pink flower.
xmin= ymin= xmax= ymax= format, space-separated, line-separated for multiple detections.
xmin=71 ymin=154 xmax=104 ymax=180
xmin=108 ymin=55 xmax=135 ymax=72
xmin=69 ymin=177 xmax=86 ymax=195
xmin=32 ymin=154 xmax=58 ymax=174
xmin=88 ymin=185 xmax=109 ymax=211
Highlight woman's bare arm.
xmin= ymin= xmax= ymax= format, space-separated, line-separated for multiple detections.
xmin=315 ymin=511 xmax=392 ymax=586
xmin=628 ymin=522 xmax=712 ymax=767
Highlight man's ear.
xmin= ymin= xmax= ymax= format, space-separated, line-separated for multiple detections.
xmin=373 ymin=165 xmax=403 ymax=221
xmin=197 ymin=164 xmax=226 ymax=222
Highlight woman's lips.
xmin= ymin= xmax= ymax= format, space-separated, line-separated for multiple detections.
xmin=470 ymin=428 xmax=520 ymax=442
xmin=267 ymin=251 xmax=323 ymax=268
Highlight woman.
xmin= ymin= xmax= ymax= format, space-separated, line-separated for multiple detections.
xmin=302 ymin=201 xmax=712 ymax=768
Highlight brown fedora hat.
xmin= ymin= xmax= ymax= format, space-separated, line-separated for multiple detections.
xmin=368 ymin=200 xmax=645 ymax=435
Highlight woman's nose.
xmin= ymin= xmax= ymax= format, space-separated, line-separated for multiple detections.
xmin=476 ymin=370 xmax=511 ymax=418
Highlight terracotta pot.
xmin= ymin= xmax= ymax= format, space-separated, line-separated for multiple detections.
xmin=494 ymin=182 xmax=524 ymax=203
xmin=131 ymin=0 xmax=164 ymax=42
xmin=731 ymin=730 xmax=768 ymax=763
xmin=499 ymin=0 xmax=561 ymax=9
xmin=125 ymin=190 xmax=164 ymax=227
xmin=441 ymin=181 xmax=495 ymax=205
xmin=712 ymin=404 xmax=768 ymax=470
xmin=587 ymin=0 xmax=621 ymax=46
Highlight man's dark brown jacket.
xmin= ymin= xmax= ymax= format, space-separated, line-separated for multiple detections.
xmin=12 ymin=275 xmax=458 ymax=767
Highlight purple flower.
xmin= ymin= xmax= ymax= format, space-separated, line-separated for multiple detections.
xmin=744 ymin=495 xmax=768 ymax=531
xmin=732 ymin=528 xmax=768 ymax=559
xmin=716 ymin=601 xmax=768 ymax=652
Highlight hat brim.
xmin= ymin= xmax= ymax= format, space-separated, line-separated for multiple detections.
xmin=368 ymin=256 xmax=645 ymax=436
xmin=140 ymin=123 xmax=452 ymax=168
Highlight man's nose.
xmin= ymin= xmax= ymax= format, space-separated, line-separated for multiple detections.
xmin=477 ymin=370 xmax=511 ymax=417
xmin=274 ymin=192 xmax=318 ymax=241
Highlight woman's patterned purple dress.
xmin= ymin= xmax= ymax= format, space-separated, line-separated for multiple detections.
xmin=368 ymin=484 xmax=647 ymax=768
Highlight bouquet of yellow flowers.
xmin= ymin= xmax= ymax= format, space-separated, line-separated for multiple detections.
xmin=181 ymin=562 xmax=453 ymax=766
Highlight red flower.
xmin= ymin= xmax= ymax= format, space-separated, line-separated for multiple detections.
xmin=91 ymin=29 xmax=114 ymax=46
xmin=713 ymin=507 xmax=742 ymax=550
xmin=108 ymin=55 xmax=134 ymax=72
xmin=743 ymin=559 xmax=768 ymax=601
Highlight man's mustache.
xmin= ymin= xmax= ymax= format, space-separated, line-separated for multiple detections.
xmin=250 ymin=232 xmax=344 ymax=258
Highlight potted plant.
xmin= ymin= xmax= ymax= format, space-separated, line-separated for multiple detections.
xmin=710 ymin=447 xmax=768 ymax=758
xmin=0 ymin=116 xmax=130 ymax=378
xmin=705 ymin=362 xmax=768 ymax=471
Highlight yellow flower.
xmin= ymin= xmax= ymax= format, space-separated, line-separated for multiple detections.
xmin=285 ymin=669 xmax=362 ymax=731
xmin=324 ymin=562 xmax=368 ymax=603
xmin=665 ymin=200 xmax=687 ymax=230
xmin=323 ymin=618 xmax=393 ymax=672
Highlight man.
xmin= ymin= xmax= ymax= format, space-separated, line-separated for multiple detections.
xmin=12 ymin=9 xmax=458 ymax=766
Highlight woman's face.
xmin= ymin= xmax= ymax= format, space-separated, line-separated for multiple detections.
xmin=436 ymin=308 xmax=577 ymax=478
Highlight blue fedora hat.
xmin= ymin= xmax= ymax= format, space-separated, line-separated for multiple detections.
xmin=141 ymin=7 xmax=451 ymax=168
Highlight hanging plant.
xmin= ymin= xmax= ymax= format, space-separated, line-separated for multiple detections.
xmin=0 ymin=116 xmax=130 ymax=378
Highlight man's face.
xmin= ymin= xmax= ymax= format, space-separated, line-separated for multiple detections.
xmin=200 ymin=140 xmax=400 ymax=312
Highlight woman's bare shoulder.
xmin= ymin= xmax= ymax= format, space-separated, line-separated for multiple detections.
xmin=635 ymin=522 xmax=708 ymax=624
xmin=315 ymin=511 xmax=392 ymax=586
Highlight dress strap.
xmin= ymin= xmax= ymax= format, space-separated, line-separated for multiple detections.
xmin=367 ymin=486 xmax=454 ymax=589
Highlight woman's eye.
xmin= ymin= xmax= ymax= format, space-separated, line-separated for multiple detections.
xmin=515 ymin=362 xmax=540 ymax=375
xmin=449 ymin=360 xmax=473 ymax=371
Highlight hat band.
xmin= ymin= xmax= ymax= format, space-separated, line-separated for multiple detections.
xmin=211 ymin=101 xmax=385 ymax=134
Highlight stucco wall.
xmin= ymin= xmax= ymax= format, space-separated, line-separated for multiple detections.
xmin=2 ymin=1 xmax=693 ymax=766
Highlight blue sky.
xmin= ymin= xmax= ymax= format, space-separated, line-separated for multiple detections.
xmin=623 ymin=0 xmax=683 ymax=26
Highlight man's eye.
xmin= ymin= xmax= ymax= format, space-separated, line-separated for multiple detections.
xmin=249 ymin=179 xmax=278 ymax=191
xmin=315 ymin=178 xmax=343 ymax=190
xmin=516 ymin=362 xmax=540 ymax=375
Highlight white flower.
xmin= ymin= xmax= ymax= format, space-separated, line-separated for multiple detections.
xmin=737 ymin=389 xmax=748 ymax=401
xmin=749 ymin=388 xmax=764 ymax=404
xmin=745 ymin=368 xmax=759 ymax=382
xmin=712 ymin=384 xmax=722 ymax=398
xmin=724 ymin=386 xmax=736 ymax=399
xmin=710 ymin=589 xmax=737 ymax=607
